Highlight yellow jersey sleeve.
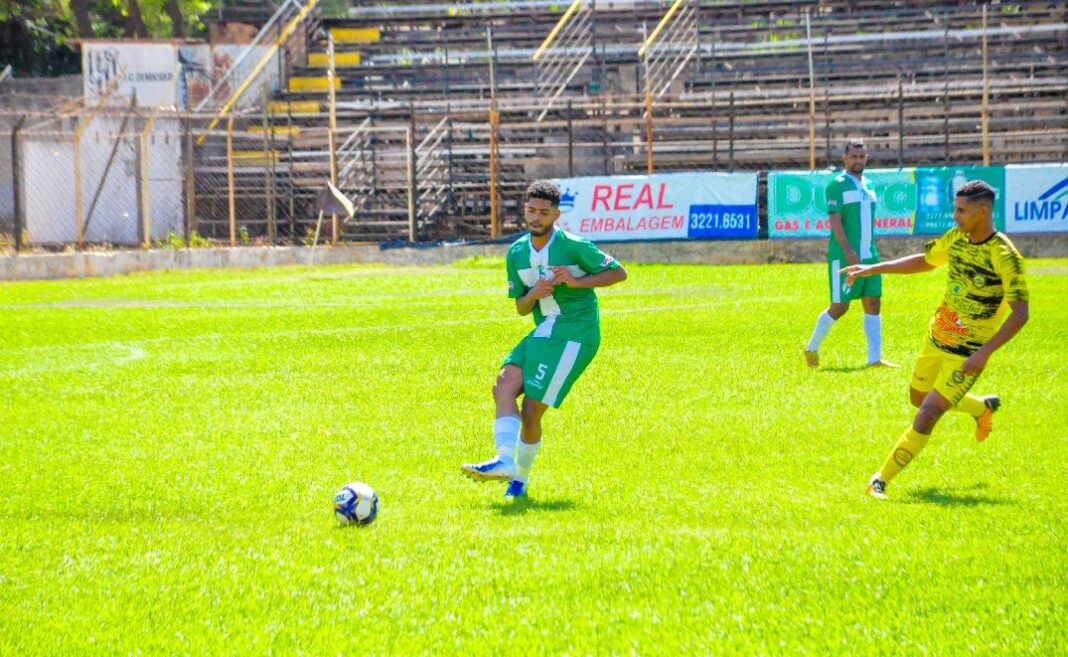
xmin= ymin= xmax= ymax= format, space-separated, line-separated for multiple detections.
xmin=924 ymin=228 xmax=963 ymax=267
xmin=991 ymin=235 xmax=1029 ymax=303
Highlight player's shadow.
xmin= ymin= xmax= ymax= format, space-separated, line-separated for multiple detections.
xmin=903 ymin=483 xmax=1011 ymax=507
xmin=819 ymin=365 xmax=873 ymax=373
xmin=493 ymin=497 xmax=578 ymax=516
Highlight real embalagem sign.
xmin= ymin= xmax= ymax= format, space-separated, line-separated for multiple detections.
xmin=552 ymin=172 xmax=758 ymax=242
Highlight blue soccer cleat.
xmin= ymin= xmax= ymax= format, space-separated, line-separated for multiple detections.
xmin=504 ymin=480 xmax=527 ymax=499
xmin=461 ymin=457 xmax=515 ymax=482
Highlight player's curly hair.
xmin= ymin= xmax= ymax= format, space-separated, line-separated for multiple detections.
xmin=525 ymin=181 xmax=561 ymax=207
xmin=955 ymin=180 xmax=996 ymax=204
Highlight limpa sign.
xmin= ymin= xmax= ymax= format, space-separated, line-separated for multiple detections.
xmin=552 ymin=172 xmax=758 ymax=242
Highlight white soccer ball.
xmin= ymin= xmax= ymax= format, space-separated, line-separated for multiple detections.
xmin=333 ymin=482 xmax=379 ymax=525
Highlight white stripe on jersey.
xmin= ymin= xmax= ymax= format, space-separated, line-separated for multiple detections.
xmin=533 ymin=315 xmax=557 ymax=338
xmin=543 ymin=341 xmax=582 ymax=406
xmin=859 ymin=186 xmax=874 ymax=259
xmin=831 ymin=259 xmax=842 ymax=303
xmin=528 ymin=231 xmax=561 ymax=317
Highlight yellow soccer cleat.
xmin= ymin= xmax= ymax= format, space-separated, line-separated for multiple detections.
xmin=975 ymin=395 xmax=1001 ymax=442
xmin=804 ymin=349 xmax=819 ymax=368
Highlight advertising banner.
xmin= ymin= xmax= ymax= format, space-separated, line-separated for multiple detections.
xmin=84 ymin=42 xmax=280 ymax=109
xmin=768 ymin=167 xmax=1006 ymax=238
xmin=768 ymin=169 xmax=915 ymax=238
xmin=914 ymin=166 xmax=1005 ymax=234
xmin=1004 ymin=164 xmax=1068 ymax=234
xmin=552 ymin=172 xmax=758 ymax=242
xmin=83 ymin=42 xmax=179 ymax=107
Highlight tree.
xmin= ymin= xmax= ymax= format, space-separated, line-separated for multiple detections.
xmin=164 ymin=0 xmax=185 ymax=38
xmin=123 ymin=0 xmax=148 ymax=38
xmin=69 ymin=0 xmax=95 ymax=38
xmin=0 ymin=0 xmax=220 ymax=76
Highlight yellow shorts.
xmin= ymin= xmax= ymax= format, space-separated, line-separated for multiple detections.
xmin=909 ymin=340 xmax=979 ymax=406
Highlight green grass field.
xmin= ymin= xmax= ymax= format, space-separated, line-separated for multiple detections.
xmin=2 ymin=259 xmax=1066 ymax=655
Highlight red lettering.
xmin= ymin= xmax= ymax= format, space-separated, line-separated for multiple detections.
xmin=636 ymin=217 xmax=648 ymax=230
xmin=672 ymin=215 xmax=684 ymax=229
xmin=591 ymin=186 xmax=612 ymax=211
xmin=614 ymin=185 xmax=634 ymax=211
xmin=656 ymin=183 xmax=674 ymax=209
xmin=634 ymin=184 xmax=654 ymax=209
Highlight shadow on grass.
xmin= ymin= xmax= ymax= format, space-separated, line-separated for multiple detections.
xmin=492 ymin=497 xmax=578 ymax=516
xmin=903 ymin=483 xmax=1012 ymax=507
xmin=818 ymin=365 xmax=875 ymax=373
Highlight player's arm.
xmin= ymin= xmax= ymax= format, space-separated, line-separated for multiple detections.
xmin=828 ymin=212 xmax=859 ymax=265
xmin=841 ymin=253 xmax=934 ymax=285
xmin=515 ymin=279 xmax=554 ymax=316
xmin=961 ymin=301 xmax=1029 ymax=375
xmin=549 ymin=265 xmax=627 ymax=289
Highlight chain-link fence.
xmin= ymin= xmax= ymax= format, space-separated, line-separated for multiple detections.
xmin=2 ymin=74 xmax=1066 ymax=253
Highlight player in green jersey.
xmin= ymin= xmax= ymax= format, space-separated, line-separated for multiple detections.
xmin=842 ymin=181 xmax=1029 ymax=499
xmin=461 ymin=181 xmax=627 ymax=499
xmin=804 ymin=138 xmax=897 ymax=369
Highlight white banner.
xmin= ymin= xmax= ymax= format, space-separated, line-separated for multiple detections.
xmin=83 ymin=42 xmax=179 ymax=107
xmin=84 ymin=42 xmax=280 ymax=109
xmin=552 ymin=172 xmax=758 ymax=242
xmin=1004 ymin=164 xmax=1068 ymax=234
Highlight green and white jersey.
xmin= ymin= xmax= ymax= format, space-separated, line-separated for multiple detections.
xmin=826 ymin=172 xmax=880 ymax=262
xmin=506 ymin=228 xmax=620 ymax=345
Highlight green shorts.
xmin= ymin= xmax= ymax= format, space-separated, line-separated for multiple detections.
xmin=502 ymin=336 xmax=598 ymax=408
xmin=828 ymin=257 xmax=882 ymax=303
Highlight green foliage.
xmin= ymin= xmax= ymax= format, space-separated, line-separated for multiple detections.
xmin=0 ymin=0 xmax=219 ymax=77
xmin=155 ymin=231 xmax=211 ymax=249
xmin=0 ymin=261 xmax=1065 ymax=654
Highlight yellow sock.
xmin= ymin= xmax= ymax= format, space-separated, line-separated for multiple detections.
xmin=877 ymin=426 xmax=931 ymax=483
xmin=954 ymin=394 xmax=985 ymax=418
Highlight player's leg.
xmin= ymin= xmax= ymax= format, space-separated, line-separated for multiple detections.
xmin=507 ymin=397 xmax=549 ymax=499
xmin=868 ymin=389 xmax=952 ymax=499
xmin=506 ymin=339 xmax=598 ymax=498
xmin=805 ymin=260 xmax=853 ymax=367
xmin=867 ymin=347 xmax=939 ymax=498
xmin=462 ymin=346 xmax=526 ymax=482
xmin=861 ymin=284 xmax=897 ymax=368
xmin=870 ymin=347 xmax=981 ymax=498
xmin=934 ymin=357 xmax=998 ymax=441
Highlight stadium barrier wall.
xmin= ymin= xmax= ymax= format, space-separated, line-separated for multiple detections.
xmin=3 ymin=233 xmax=1067 ymax=281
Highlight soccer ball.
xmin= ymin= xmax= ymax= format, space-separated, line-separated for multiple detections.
xmin=333 ymin=482 xmax=379 ymax=525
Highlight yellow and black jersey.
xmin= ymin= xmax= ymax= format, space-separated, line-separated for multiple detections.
xmin=923 ymin=228 xmax=1028 ymax=356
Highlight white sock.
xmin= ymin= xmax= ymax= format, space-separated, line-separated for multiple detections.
xmin=494 ymin=416 xmax=520 ymax=463
xmin=863 ymin=313 xmax=882 ymax=364
xmin=514 ymin=439 xmax=541 ymax=484
xmin=806 ymin=310 xmax=836 ymax=351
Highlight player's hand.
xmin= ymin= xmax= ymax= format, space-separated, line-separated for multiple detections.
xmin=548 ymin=266 xmax=579 ymax=288
xmin=845 ymin=251 xmax=860 ymax=266
xmin=528 ymin=278 xmax=554 ymax=299
xmin=839 ymin=264 xmax=870 ymax=286
xmin=962 ymin=350 xmax=989 ymax=376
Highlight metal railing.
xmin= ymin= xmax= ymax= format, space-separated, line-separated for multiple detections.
xmin=414 ymin=116 xmax=454 ymax=224
xmin=533 ymin=0 xmax=593 ymax=121
xmin=639 ymin=0 xmax=698 ymax=101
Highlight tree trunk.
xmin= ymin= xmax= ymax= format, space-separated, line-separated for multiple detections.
xmin=69 ymin=0 xmax=95 ymax=38
xmin=164 ymin=0 xmax=185 ymax=38
xmin=123 ymin=0 xmax=148 ymax=38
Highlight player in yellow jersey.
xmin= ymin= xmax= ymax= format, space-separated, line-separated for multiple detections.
xmin=841 ymin=180 xmax=1029 ymax=499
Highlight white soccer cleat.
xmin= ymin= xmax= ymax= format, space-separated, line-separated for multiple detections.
xmin=461 ymin=457 xmax=516 ymax=482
